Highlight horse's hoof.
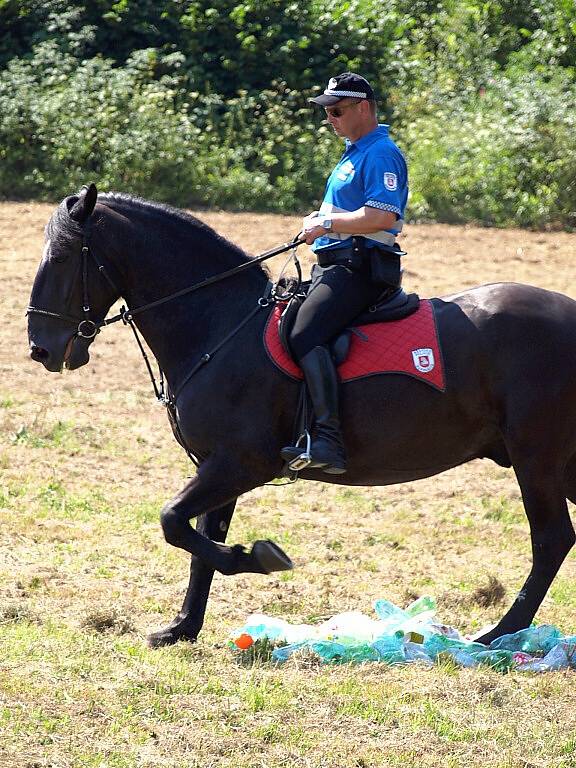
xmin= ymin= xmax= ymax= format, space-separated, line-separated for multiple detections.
xmin=147 ymin=627 xmax=197 ymax=649
xmin=468 ymin=623 xmax=498 ymax=646
xmin=251 ymin=539 xmax=293 ymax=574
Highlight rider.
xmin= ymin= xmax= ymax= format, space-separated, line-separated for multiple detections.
xmin=281 ymin=72 xmax=409 ymax=474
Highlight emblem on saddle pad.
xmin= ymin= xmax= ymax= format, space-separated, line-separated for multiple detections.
xmin=412 ymin=347 xmax=435 ymax=373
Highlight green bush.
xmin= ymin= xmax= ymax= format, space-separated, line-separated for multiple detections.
xmin=0 ymin=0 xmax=575 ymax=226
xmin=402 ymin=71 xmax=576 ymax=228
xmin=0 ymin=45 xmax=194 ymax=201
xmin=0 ymin=42 xmax=342 ymax=209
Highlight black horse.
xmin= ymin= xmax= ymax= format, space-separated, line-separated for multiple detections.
xmin=27 ymin=184 xmax=576 ymax=648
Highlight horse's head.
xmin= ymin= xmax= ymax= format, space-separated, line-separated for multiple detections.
xmin=27 ymin=183 xmax=118 ymax=372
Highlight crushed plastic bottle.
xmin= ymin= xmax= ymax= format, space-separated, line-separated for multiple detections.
xmin=229 ymin=597 xmax=576 ymax=672
xmin=270 ymin=641 xmax=306 ymax=663
xmin=517 ymin=641 xmax=576 ymax=672
xmin=489 ymin=624 xmax=562 ymax=654
xmin=403 ymin=641 xmax=434 ymax=665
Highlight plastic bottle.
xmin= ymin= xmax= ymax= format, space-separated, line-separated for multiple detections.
xmin=424 ymin=633 xmax=485 ymax=659
xmin=373 ymin=599 xmax=410 ymax=622
xmin=405 ymin=596 xmax=437 ymax=618
xmin=319 ymin=611 xmax=382 ymax=643
xmin=442 ymin=648 xmax=480 ymax=668
xmin=311 ymin=640 xmax=350 ymax=663
xmin=271 ymin=642 xmax=306 ymax=663
xmin=403 ymin=641 xmax=434 ymax=665
xmin=473 ymin=649 xmax=514 ymax=672
xmin=518 ymin=642 xmax=575 ymax=672
xmin=372 ymin=634 xmax=406 ymax=664
xmin=373 ymin=597 xmax=437 ymax=639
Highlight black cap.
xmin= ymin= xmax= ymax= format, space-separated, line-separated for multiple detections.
xmin=309 ymin=72 xmax=375 ymax=106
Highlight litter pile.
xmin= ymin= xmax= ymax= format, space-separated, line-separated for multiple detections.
xmin=229 ymin=597 xmax=576 ymax=672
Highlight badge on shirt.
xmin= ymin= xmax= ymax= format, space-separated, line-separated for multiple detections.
xmin=336 ymin=160 xmax=355 ymax=182
xmin=384 ymin=172 xmax=397 ymax=191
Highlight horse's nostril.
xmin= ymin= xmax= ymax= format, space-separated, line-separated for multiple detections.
xmin=30 ymin=344 xmax=49 ymax=362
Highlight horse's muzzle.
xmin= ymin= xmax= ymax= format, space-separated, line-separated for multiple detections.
xmin=28 ymin=340 xmax=65 ymax=372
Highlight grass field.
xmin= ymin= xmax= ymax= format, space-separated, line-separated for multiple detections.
xmin=2 ymin=200 xmax=576 ymax=767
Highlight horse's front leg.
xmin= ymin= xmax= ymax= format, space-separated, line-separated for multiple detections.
xmin=148 ymin=500 xmax=237 ymax=648
xmin=157 ymin=455 xmax=292 ymax=575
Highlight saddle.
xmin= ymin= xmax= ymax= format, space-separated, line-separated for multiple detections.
xmin=278 ymin=284 xmax=420 ymax=366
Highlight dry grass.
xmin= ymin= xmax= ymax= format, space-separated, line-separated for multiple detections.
xmin=1 ymin=200 xmax=576 ymax=768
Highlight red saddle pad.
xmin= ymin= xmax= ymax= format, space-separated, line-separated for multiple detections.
xmin=264 ymin=298 xmax=445 ymax=391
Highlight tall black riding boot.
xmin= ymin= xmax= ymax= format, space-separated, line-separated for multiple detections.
xmin=282 ymin=345 xmax=347 ymax=474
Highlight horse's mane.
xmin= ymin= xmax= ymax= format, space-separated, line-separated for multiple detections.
xmin=47 ymin=190 xmax=269 ymax=277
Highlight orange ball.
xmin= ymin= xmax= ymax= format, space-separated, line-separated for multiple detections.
xmin=234 ymin=633 xmax=254 ymax=650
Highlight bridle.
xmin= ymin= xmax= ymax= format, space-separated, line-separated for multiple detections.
xmin=26 ymin=223 xmax=105 ymax=340
xmin=27 ymin=219 xmax=304 ymax=464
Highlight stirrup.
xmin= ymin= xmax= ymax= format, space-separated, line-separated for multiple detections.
xmin=286 ymin=430 xmax=312 ymax=472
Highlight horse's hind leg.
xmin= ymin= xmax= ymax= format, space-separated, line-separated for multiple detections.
xmin=477 ymin=456 xmax=575 ymax=645
xmin=564 ymin=454 xmax=576 ymax=504
xmin=148 ymin=500 xmax=237 ymax=648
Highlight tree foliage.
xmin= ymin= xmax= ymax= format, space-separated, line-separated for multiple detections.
xmin=0 ymin=0 xmax=575 ymax=227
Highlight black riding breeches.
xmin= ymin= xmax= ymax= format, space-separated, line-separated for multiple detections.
xmin=288 ymin=263 xmax=384 ymax=361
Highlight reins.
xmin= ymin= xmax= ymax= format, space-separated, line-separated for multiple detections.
xmin=104 ymin=235 xmax=304 ymax=326
xmin=28 ymin=225 xmax=303 ymax=332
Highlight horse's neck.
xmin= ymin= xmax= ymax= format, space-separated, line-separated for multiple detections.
xmin=139 ymin=276 xmax=268 ymax=393
xmin=102 ymin=208 xmax=268 ymax=385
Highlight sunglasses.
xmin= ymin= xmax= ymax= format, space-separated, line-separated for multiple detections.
xmin=324 ymin=100 xmax=362 ymax=118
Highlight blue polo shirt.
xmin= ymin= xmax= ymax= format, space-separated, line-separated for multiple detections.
xmin=313 ymin=124 xmax=408 ymax=253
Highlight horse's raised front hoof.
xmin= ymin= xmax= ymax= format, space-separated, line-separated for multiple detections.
xmin=147 ymin=623 xmax=197 ymax=649
xmin=251 ymin=539 xmax=293 ymax=574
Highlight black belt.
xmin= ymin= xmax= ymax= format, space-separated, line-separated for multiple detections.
xmin=317 ymin=238 xmax=404 ymax=286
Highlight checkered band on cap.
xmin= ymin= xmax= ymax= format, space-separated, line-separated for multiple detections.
xmin=324 ymin=88 xmax=368 ymax=98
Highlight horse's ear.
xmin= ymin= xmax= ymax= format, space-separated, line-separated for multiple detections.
xmin=69 ymin=183 xmax=98 ymax=223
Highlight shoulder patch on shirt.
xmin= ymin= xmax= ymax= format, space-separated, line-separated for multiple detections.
xmin=383 ymin=172 xmax=397 ymax=191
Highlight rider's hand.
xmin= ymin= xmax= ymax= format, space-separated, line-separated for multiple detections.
xmin=303 ymin=225 xmax=327 ymax=245
xmin=301 ymin=212 xmax=327 ymax=245
xmin=302 ymin=211 xmax=319 ymax=227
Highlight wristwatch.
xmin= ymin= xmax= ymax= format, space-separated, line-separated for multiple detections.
xmin=321 ymin=218 xmax=332 ymax=232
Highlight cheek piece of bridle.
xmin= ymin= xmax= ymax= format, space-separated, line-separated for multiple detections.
xmin=26 ymin=220 xmax=109 ymax=341
xmin=27 ymin=220 xmax=304 ymax=461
